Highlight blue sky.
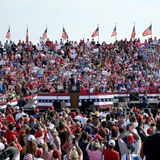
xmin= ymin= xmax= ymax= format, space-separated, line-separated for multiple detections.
xmin=0 ymin=0 xmax=160 ymax=43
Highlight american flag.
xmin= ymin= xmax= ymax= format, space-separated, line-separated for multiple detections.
xmin=142 ymin=24 xmax=152 ymax=37
xmin=62 ymin=27 xmax=68 ymax=40
xmin=111 ymin=26 xmax=117 ymax=37
xmin=131 ymin=25 xmax=136 ymax=39
xmin=6 ymin=27 xmax=11 ymax=40
xmin=42 ymin=28 xmax=47 ymax=39
xmin=91 ymin=26 xmax=99 ymax=37
xmin=26 ymin=27 xmax=29 ymax=44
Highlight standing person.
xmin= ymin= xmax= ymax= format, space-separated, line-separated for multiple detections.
xmin=141 ymin=92 xmax=149 ymax=109
xmin=86 ymin=140 xmax=102 ymax=160
xmin=143 ymin=119 xmax=160 ymax=160
xmin=17 ymin=96 xmax=27 ymax=108
xmin=0 ymin=146 xmax=20 ymax=160
xmin=79 ymin=132 xmax=89 ymax=160
xmin=102 ymin=140 xmax=120 ymax=160
xmin=157 ymin=97 xmax=160 ymax=108
xmin=69 ymin=141 xmax=83 ymax=160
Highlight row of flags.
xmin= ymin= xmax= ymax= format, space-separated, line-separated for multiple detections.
xmin=91 ymin=24 xmax=152 ymax=39
xmin=5 ymin=27 xmax=69 ymax=43
xmin=5 ymin=24 xmax=152 ymax=42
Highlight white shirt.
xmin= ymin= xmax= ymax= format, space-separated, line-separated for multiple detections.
xmin=15 ymin=112 xmax=27 ymax=121
xmin=135 ymin=139 xmax=141 ymax=156
xmin=121 ymin=154 xmax=142 ymax=160
xmin=75 ymin=115 xmax=88 ymax=125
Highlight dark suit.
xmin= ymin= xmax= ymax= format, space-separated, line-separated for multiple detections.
xmin=142 ymin=94 xmax=148 ymax=108
xmin=143 ymin=133 xmax=160 ymax=160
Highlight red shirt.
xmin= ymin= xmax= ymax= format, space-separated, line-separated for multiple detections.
xmin=16 ymin=142 xmax=23 ymax=153
xmin=103 ymin=148 xmax=120 ymax=160
xmin=4 ymin=130 xmax=17 ymax=143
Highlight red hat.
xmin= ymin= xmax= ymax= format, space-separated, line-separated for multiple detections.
xmin=95 ymin=134 xmax=103 ymax=140
xmin=10 ymin=134 xmax=17 ymax=141
xmin=16 ymin=124 xmax=22 ymax=130
xmin=127 ymin=135 xmax=135 ymax=144
xmin=111 ymin=125 xmax=118 ymax=131
xmin=137 ymin=114 xmax=143 ymax=122
xmin=35 ymin=148 xmax=43 ymax=158
xmin=24 ymin=117 xmax=30 ymax=123
xmin=52 ymin=150 xmax=60 ymax=158
xmin=147 ymin=128 xmax=153 ymax=135
xmin=146 ymin=116 xmax=151 ymax=122
xmin=35 ymin=130 xmax=43 ymax=138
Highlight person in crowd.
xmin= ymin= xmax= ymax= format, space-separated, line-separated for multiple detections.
xmin=69 ymin=141 xmax=83 ymax=160
xmin=141 ymin=92 xmax=149 ymax=109
xmin=0 ymin=37 xmax=159 ymax=160
xmin=86 ymin=139 xmax=102 ymax=160
xmin=143 ymin=119 xmax=160 ymax=160
xmin=102 ymin=139 xmax=120 ymax=160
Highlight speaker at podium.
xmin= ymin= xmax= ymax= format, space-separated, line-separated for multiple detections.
xmin=68 ymin=84 xmax=80 ymax=108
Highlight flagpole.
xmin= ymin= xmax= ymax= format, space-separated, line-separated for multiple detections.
xmin=62 ymin=25 xmax=64 ymax=43
xmin=46 ymin=25 xmax=48 ymax=40
xmin=8 ymin=25 xmax=11 ymax=41
xmin=27 ymin=24 xmax=29 ymax=45
xmin=133 ymin=22 xmax=136 ymax=40
xmin=150 ymin=22 xmax=152 ymax=39
xmin=115 ymin=23 xmax=117 ymax=41
xmin=26 ymin=25 xmax=28 ymax=43
xmin=133 ymin=22 xmax=135 ymax=40
xmin=98 ymin=24 xmax=99 ymax=43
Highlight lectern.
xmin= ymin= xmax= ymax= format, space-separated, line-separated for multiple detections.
xmin=68 ymin=84 xmax=80 ymax=108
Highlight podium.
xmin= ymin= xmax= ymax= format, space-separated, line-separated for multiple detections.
xmin=68 ymin=84 xmax=80 ymax=108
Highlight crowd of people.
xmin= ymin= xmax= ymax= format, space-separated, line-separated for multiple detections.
xmin=0 ymin=37 xmax=160 ymax=160
xmin=0 ymin=37 xmax=160 ymax=104
xmin=0 ymin=103 xmax=159 ymax=160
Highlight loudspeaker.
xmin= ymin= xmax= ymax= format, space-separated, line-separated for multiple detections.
xmin=129 ymin=92 xmax=139 ymax=101
xmin=80 ymin=101 xmax=94 ymax=112
xmin=118 ymin=97 xmax=126 ymax=102
xmin=53 ymin=102 xmax=62 ymax=111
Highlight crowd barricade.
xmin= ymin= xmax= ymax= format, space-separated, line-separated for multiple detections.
xmin=0 ymin=94 xmax=37 ymax=109
xmin=36 ymin=92 xmax=160 ymax=109
xmin=0 ymin=92 xmax=159 ymax=110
